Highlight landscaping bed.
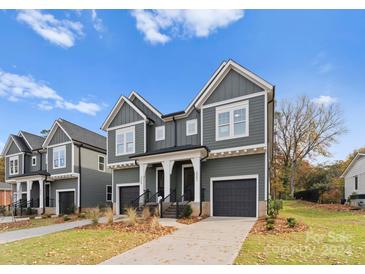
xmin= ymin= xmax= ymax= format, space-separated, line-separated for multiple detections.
xmin=177 ymin=215 xmax=208 ymax=225
xmin=251 ymin=217 xmax=307 ymax=235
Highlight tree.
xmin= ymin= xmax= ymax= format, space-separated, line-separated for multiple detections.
xmin=0 ymin=157 xmax=4 ymax=182
xmin=40 ymin=129 xmax=50 ymax=137
xmin=275 ymin=96 xmax=346 ymax=197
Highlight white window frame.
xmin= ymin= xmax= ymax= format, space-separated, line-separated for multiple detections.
xmin=31 ymin=156 xmax=37 ymax=167
xmin=155 ymin=126 xmax=165 ymax=141
xmin=115 ymin=126 xmax=135 ymax=156
xmin=9 ymin=155 xmax=19 ymax=176
xmin=215 ymin=100 xmax=249 ymax=141
xmin=53 ymin=145 xmax=66 ymax=169
xmin=98 ymin=155 xmax=105 ymax=172
xmin=106 ymin=185 xmax=112 ymax=202
xmin=186 ymin=119 xmax=198 ymax=136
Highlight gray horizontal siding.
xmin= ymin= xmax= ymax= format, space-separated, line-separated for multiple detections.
xmin=203 ymin=95 xmax=265 ymax=150
xmin=113 ymin=168 xmax=139 ymax=202
xmin=108 ymin=122 xmax=145 ymax=163
xmin=49 ymin=127 xmax=71 ymax=146
xmin=50 ymin=178 xmax=78 ymax=207
xmin=204 ymin=69 xmax=264 ymax=105
xmin=47 ymin=143 xmax=72 ymax=175
xmin=202 ymin=154 xmax=265 ymax=201
xmin=110 ymin=102 xmax=143 ymax=128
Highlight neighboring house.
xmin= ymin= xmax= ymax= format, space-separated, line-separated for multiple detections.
xmin=0 ymin=182 xmax=12 ymax=206
xmin=102 ymin=59 xmax=275 ymax=218
xmin=341 ymin=153 xmax=365 ymax=207
xmin=2 ymin=119 xmax=111 ymax=215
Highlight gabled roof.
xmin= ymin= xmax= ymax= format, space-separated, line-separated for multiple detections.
xmin=43 ymin=118 xmax=107 ymax=150
xmin=341 ymin=153 xmax=365 ymax=178
xmin=101 ymin=95 xmax=148 ymax=131
xmin=129 ymin=91 xmax=163 ymax=119
xmin=19 ymin=131 xmax=45 ymax=150
xmin=1 ymin=134 xmax=31 ymax=156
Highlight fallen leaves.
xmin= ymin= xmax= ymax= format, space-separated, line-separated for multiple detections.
xmin=177 ymin=215 xmax=208 ymax=225
xmin=250 ymin=217 xmax=308 ymax=235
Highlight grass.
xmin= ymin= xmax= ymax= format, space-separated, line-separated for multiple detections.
xmin=235 ymin=200 xmax=365 ymax=265
xmin=0 ymin=227 xmax=155 ymax=264
xmin=0 ymin=217 xmax=69 ymax=232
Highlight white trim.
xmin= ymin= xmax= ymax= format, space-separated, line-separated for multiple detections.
xmin=2 ymin=136 xmax=23 ymax=156
xmin=201 ymin=108 xmax=204 ymax=145
xmin=144 ymin=121 xmax=147 ymax=153
xmin=264 ymin=92 xmax=268 ymax=200
xmin=155 ymin=126 xmax=165 ymax=141
xmin=111 ymin=169 xmax=114 ymax=202
xmin=31 ymin=156 xmax=37 ymax=167
xmin=56 ymin=188 xmax=76 ymax=215
xmin=5 ymin=152 xmax=23 ymax=158
xmin=341 ymin=153 xmax=365 ymax=178
xmin=106 ymin=185 xmax=112 ymax=202
xmin=186 ymin=119 xmax=198 ymax=136
xmin=98 ymin=155 xmax=106 ymax=172
xmin=134 ymin=148 xmax=207 ymax=164
xmin=202 ymin=91 xmax=266 ymax=110
xmin=52 ymin=145 xmax=66 ymax=169
xmin=77 ymin=173 xmax=80 ymax=208
xmin=42 ymin=120 xmax=72 ymax=148
xmin=215 ymin=100 xmax=249 ymax=141
xmin=210 ymin=175 xmax=259 ymax=218
xmin=46 ymin=141 xmax=72 ymax=148
xmin=209 ymin=143 xmax=266 ymax=155
xmin=107 ymin=160 xmax=137 ymax=168
xmin=101 ymin=96 xmax=148 ymax=131
xmin=129 ymin=91 xmax=163 ymax=119
xmin=9 ymin=155 xmax=19 ymax=176
xmin=155 ymin=167 xmax=163 ymax=197
xmin=181 ymin=164 xmax=193 ymax=201
xmin=116 ymin=183 xmax=140 ymax=215
xmin=72 ymin=144 xmax=75 ymax=174
xmin=106 ymin=120 xmax=144 ymax=132
xmin=115 ymin=126 xmax=135 ymax=156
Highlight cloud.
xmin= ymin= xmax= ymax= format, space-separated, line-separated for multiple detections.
xmin=0 ymin=70 xmax=102 ymax=116
xmin=312 ymin=95 xmax=337 ymax=106
xmin=131 ymin=9 xmax=244 ymax=44
xmin=313 ymin=51 xmax=334 ymax=74
xmin=91 ymin=10 xmax=104 ymax=36
xmin=16 ymin=10 xmax=84 ymax=48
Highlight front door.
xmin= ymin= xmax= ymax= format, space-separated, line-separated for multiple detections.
xmin=157 ymin=169 xmax=164 ymax=198
xmin=183 ymin=166 xmax=195 ymax=201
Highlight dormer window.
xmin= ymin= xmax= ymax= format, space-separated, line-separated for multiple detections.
xmin=155 ymin=126 xmax=165 ymax=141
xmin=53 ymin=145 xmax=66 ymax=169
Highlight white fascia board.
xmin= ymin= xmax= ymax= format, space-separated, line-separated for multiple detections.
xmin=42 ymin=120 xmax=72 ymax=148
xmin=129 ymin=91 xmax=163 ymax=119
xmin=340 ymin=153 xmax=365 ymax=178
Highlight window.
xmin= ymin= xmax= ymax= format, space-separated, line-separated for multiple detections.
xmin=355 ymin=176 xmax=358 ymax=190
xmin=45 ymin=154 xmax=48 ymax=169
xmin=186 ymin=119 xmax=198 ymax=136
xmin=116 ymin=126 xmax=135 ymax=155
xmin=31 ymin=156 xmax=37 ymax=167
xmin=216 ymin=101 xmax=249 ymax=141
xmin=53 ymin=145 xmax=66 ymax=169
xmin=155 ymin=126 xmax=165 ymax=141
xmin=9 ymin=156 xmax=19 ymax=175
xmin=106 ymin=185 xmax=112 ymax=202
xmin=98 ymin=155 xmax=105 ymax=172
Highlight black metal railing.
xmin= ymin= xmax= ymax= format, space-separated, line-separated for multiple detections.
xmin=160 ymin=189 xmax=177 ymax=218
xmin=146 ymin=192 xmax=159 ymax=203
xmin=176 ymin=184 xmax=194 ymax=218
xmin=129 ymin=189 xmax=150 ymax=209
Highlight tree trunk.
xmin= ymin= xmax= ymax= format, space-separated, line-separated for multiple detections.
xmin=290 ymin=162 xmax=297 ymax=197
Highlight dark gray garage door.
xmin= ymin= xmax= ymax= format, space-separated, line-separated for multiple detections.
xmin=59 ymin=191 xmax=75 ymax=215
xmin=119 ymin=186 xmax=139 ymax=214
xmin=213 ymin=179 xmax=257 ymax=217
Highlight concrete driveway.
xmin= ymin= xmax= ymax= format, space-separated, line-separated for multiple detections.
xmin=102 ymin=217 xmax=255 ymax=265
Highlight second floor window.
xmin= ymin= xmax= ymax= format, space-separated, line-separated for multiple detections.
xmin=355 ymin=176 xmax=358 ymax=190
xmin=116 ymin=126 xmax=135 ymax=155
xmin=98 ymin=155 xmax=105 ymax=172
xmin=155 ymin=126 xmax=165 ymax=141
xmin=186 ymin=119 xmax=198 ymax=136
xmin=53 ymin=146 xmax=66 ymax=169
xmin=216 ymin=101 xmax=249 ymax=141
xmin=9 ymin=156 xmax=19 ymax=175
xmin=31 ymin=156 xmax=37 ymax=167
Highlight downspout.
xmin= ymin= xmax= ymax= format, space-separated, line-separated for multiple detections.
xmin=77 ymin=144 xmax=83 ymax=213
xmin=173 ymin=117 xmax=177 ymax=147
xmin=267 ymin=86 xmax=275 ymax=209
xmin=199 ymin=152 xmax=209 ymax=216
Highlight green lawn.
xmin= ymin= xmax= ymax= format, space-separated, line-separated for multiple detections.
xmin=0 ymin=217 xmax=75 ymax=232
xmin=235 ymin=200 xmax=365 ymax=265
xmin=0 ymin=227 xmax=155 ymax=264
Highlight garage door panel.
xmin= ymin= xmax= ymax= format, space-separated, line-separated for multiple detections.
xmin=119 ymin=186 xmax=139 ymax=214
xmin=213 ymin=179 xmax=257 ymax=217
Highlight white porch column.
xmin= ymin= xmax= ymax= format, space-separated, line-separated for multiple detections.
xmin=191 ymin=157 xmax=201 ymax=203
xmin=16 ymin=182 xmax=21 ymax=202
xmin=39 ymin=180 xmax=44 ymax=209
xmin=162 ymin=160 xmax=175 ymax=202
xmin=26 ymin=181 xmax=32 ymax=204
xmin=139 ymin=163 xmax=148 ymax=196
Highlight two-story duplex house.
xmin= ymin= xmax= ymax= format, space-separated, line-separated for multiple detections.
xmin=102 ymin=60 xmax=274 ymax=218
xmin=2 ymin=119 xmax=112 ymax=215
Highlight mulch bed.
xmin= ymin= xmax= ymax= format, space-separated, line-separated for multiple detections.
xmin=177 ymin=215 xmax=208 ymax=225
xmin=301 ymin=201 xmax=365 ymax=214
xmin=251 ymin=217 xmax=308 ymax=235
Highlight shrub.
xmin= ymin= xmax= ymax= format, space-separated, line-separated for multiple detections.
xmin=142 ymin=207 xmax=151 ymax=221
xmin=86 ymin=209 xmax=100 ymax=225
xmin=267 ymin=199 xmax=283 ymax=219
xmin=63 ymin=215 xmax=71 ymax=221
xmin=266 ymin=217 xmax=275 ymax=225
xmin=126 ymin=207 xmax=137 ymax=226
xmin=182 ymin=204 xmax=193 ymax=218
xmin=149 ymin=216 xmax=160 ymax=229
xmin=287 ymin=217 xmax=297 ymax=228
xmin=78 ymin=212 xmax=87 ymax=219
xmin=106 ymin=208 xmax=114 ymax=225
xmin=266 ymin=223 xmax=274 ymax=230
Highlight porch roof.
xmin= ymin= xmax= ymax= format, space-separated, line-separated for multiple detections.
xmin=8 ymin=170 xmax=50 ymax=179
xmin=130 ymin=145 xmax=208 ymax=159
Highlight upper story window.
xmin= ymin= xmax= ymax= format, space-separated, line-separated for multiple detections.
xmin=9 ymin=156 xmax=19 ymax=175
xmin=31 ymin=156 xmax=37 ymax=167
xmin=53 ymin=145 xmax=66 ymax=169
xmin=215 ymin=100 xmax=249 ymax=141
xmin=116 ymin=126 xmax=135 ymax=156
xmin=106 ymin=185 xmax=112 ymax=202
xmin=45 ymin=154 xmax=48 ymax=169
xmin=98 ymin=155 xmax=105 ymax=172
xmin=186 ymin=119 xmax=198 ymax=136
xmin=355 ymin=176 xmax=358 ymax=190
xmin=155 ymin=126 xmax=165 ymax=141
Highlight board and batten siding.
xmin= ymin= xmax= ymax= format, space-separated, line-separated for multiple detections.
xmin=109 ymin=102 xmax=143 ymax=128
xmin=176 ymin=109 xmax=201 ymax=147
xmin=344 ymin=156 xmax=365 ymax=199
xmin=202 ymin=154 xmax=265 ymax=201
xmin=47 ymin=143 xmax=72 ymax=174
xmin=7 ymin=141 xmax=20 ymax=155
xmin=203 ymin=95 xmax=265 ymax=150
xmin=49 ymin=127 xmax=71 ymax=146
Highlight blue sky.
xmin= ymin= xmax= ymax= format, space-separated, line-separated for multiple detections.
xmin=1 ymin=9 xmax=364 ymax=162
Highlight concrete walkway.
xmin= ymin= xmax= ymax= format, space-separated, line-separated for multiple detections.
xmin=0 ymin=219 xmax=92 ymax=244
xmin=102 ymin=217 xmax=255 ymax=265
